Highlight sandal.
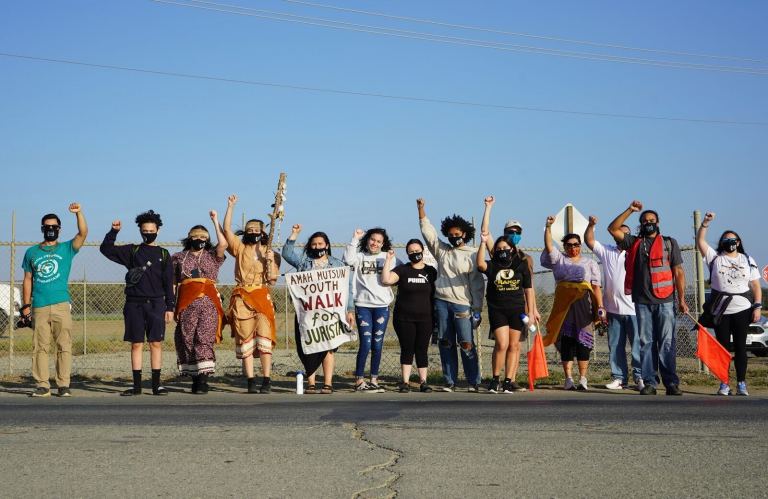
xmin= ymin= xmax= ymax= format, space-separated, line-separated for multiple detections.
xmin=320 ymin=385 xmax=333 ymax=394
xmin=307 ymin=384 xmax=317 ymax=394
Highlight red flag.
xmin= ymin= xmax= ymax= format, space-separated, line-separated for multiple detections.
xmin=527 ymin=332 xmax=549 ymax=391
xmin=695 ymin=325 xmax=731 ymax=384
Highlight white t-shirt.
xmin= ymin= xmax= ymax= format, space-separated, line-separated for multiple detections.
xmin=343 ymin=239 xmax=398 ymax=308
xmin=591 ymin=240 xmax=635 ymax=316
xmin=705 ymin=247 xmax=760 ymax=314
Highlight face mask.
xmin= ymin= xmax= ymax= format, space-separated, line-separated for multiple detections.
xmin=242 ymin=233 xmax=260 ymax=245
xmin=141 ymin=232 xmax=157 ymax=244
xmin=493 ymin=249 xmax=513 ymax=266
xmin=641 ymin=223 xmax=657 ymax=236
xmin=448 ymin=236 xmax=464 ymax=247
xmin=191 ymin=239 xmax=207 ymax=251
xmin=307 ymin=247 xmax=327 ymax=259
xmin=506 ymin=233 xmax=522 ymax=246
xmin=408 ymin=252 xmax=423 ymax=264
xmin=42 ymin=226 xmax=59 ymax=242
xmin=722 ymin=238 xmax=738 ymax=253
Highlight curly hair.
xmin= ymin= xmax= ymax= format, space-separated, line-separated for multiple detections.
xmin=135 ymin=210 xmax=163 ymax=228
xmin=357 ymin=227 xmax=393 ymax=253
xmin=440 ymin=214 xmax=475 ymax=243
xmin=181 ymin=225 xmax=213 ymax=251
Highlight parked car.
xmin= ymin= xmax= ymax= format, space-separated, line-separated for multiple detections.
xmin=0 ymin=283 xmax=22 ymax=335
xmin=746 ymin=322 xmax=768 ymax=357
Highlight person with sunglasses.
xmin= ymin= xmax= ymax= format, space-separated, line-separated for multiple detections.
xmin=542 ymin=216 xmax=605 ymax=391
xmin=608 ymin=201 xmax=687 ymax=396
xmin=380 ymin=239 xmax=437 ymax=393
xmin=696 ymin=212 xmax=762 ymax=396
xmin=171 ymin=211 xmax=228 ymax=394
xmin=222 ymin=194 xmax=281 ymax=394
xmin=21 ymin=203 xmax=88 ymax=397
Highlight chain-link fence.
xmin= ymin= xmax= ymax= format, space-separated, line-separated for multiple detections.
xmin=1 ymin=239 xmax=705 ymax=381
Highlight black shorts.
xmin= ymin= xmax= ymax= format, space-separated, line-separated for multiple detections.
xmin=123 ymin=297 xmax=167 ymax=343
xmin=487 ymin=305 xmax=525 ymax=332
xmin=559 ymin=334 xmax=591 ymax=362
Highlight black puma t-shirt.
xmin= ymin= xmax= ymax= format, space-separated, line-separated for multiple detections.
xmin=392 ymin=263 xmax=437 ymax=322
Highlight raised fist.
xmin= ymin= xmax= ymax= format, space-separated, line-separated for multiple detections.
xmin=588 ymin=215 xmax=598 ymax=226
xmin=484 ymin=196 xmax=495 ymax=206
xmin=416 ymin=198 xmax=425 ymax=209
xmin=227 ymin=194 xmax=238 ymax=206
xmin=386 ymin=249 xmax=396 ymax=259
xmin=68 ymin=202 xmax=81 ymax=214
xmin=209 ymin=210 xmax=218 ymax=220
xmin=291 ymin=224 xmax=302 ymax=234
xmin=545 ymin=216 xmax=555 ymax=227
xmin=353 ymin=228 xmax=365 ymax=239
xmin=112 ymin=220 xmax=122 ymax=231
xmin=704 ymin=212 xmax=715 ymax=222
xmin=629 ymin=200 xmax=643 ymax=212
xmin=480 ymin=231 xmax=490 ymax=242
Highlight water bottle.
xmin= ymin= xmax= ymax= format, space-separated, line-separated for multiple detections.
xmin=296 ymin=370 xmax=304 ymax=395
xmin=520 ymin=314 xmax=537 ymax=334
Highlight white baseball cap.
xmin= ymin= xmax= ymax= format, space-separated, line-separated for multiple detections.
xmin=504 ymin=219 xmax=523 ymax=231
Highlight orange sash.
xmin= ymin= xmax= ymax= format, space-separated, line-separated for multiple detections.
xmin=175 ymin=278 xmax=225 ymax=344
xmin=229 ymin=286 xmax=277 ymax=344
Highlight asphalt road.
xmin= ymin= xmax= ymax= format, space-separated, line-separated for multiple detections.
xmin=1 ymin=386 xmax=766 ymax=498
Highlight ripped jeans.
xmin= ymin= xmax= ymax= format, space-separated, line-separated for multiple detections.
xmin=435 ymin=298 xmax=480 ymax=386
xmin=354 ymin=306 xmax=390 ymax=378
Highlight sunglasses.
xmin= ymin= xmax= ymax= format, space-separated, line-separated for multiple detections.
xmin=504 ymin=228 xmax=522 ymax=235
xmin=564 ymin=242 xmax=581 ymax=248
xmin=41 ymin=224 xmax=60 ymax=230
xmin=722 ymin=238 xmax=739 ymax=244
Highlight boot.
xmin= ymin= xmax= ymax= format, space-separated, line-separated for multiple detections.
xmin=198 ymin=373 xmax=209 ymax=394
xmin=191 ymin=375 xmax=200 ymax=394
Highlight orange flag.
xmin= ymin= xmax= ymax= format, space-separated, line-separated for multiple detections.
xmin=695 ymin=325 xmax=731 ymax=384
xmin=527 ymin=332 xmax=549 ymax=391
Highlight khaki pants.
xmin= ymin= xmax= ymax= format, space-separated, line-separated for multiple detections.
xmin=32 ymin=302 xmax=73 ymax=389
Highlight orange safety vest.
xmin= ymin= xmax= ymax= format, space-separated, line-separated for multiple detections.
xmin=175 ymin=278 xmax=226 ymax=344
xmin=624 ymin=235 xmax=674 ymax=299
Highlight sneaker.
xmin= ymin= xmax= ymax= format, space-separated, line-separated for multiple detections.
xmin=441 ymin=384 xmax=455 ymax=393
xmin=368 ymin=382 xmax=385 ymax=393
xmin=502 ymin=381 xmax=516 ymax=394
xmin=605 ymin=379 xmax=623 ymax=390
xmin=259 ymin=383 xmax=272 ymax=394
xmin=419 ymin=382 xmax=433 ymax=393
xmin=397 ymin=382 xmax=410 ymax=393
xmin=665 ymin=384 xmax=683 ymax=396
xmin=58 ymin=387 xmax=72 ymax=397
xmin=468 ymin=385 xmax=479 ymax=393
xmin=31 ymin=387 xmax=50 ymax=398
xmin=354 ymin=381 xmax=371 ymax=392
xmin=563 ymin=378 xmax=576 ymax=391
xmin=639 ymin=384 xmax=657 ymax=395
xmin=635 ymin=378 xmax=645 ymax=392
xmin=152 ymin=386 xmax=169 ymax=396
xmin=717 ymin=383 xmax=731 ymax=396
xmin=121 ymin=388 xmax=141 ymax=396
xmin=577 ymin=377 xmax=589 ymax=391
xmin=736 ymin=381 xmax=749 ymax=396
xmin=488 ymin=379 xmax=500 ymax=394
xmin=506 ymin=381 xmax=525 ymax=392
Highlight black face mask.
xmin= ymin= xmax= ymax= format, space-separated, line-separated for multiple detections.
xmin=722 ymin=238 xmax=738 ymax=253
xmin=640 ymin=223 xmax=657 ymax=236
xmin=191 ymin=239 xmax=207 ymax=251
xmin=141 ymin=232 xmax=158 ymax=244
xmin=307 ymin=247 xmax=327 ymax=259
xmin=448 ymin=236 xmax=464 ymax=247
xmin=408 ymin=252 xmax=423 ymax=264
xmin=242 ymin=233 xmax=260 ymax=245
xmin=42 ymin=226 xmax=59 ymax=242
xmin=493 ymin=249 xmax=513 ymax=266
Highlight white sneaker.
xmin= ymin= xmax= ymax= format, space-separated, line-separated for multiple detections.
xmin=605 ymin=379 xmax=623 ymax=390
xmin=564 ymin=378 xmax=576 ymax=391
xmin=634 ymin=378 xmax=645 ymax=391
xmin=577 ymin=377 xmax=589 ymax=391
xmin=717 ymin=383 xmax=730 ymax=396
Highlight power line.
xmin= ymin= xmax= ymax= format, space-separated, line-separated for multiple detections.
xmin=2 ymin=51 xmax=766 ymax=126
xmin=151 ymin=0 xmax=768 ymax=76
xmin=278 ymin=0 xmax=768 ymax=65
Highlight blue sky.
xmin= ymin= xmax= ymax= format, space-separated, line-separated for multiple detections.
xmin=1 ymin=1 xmax=766 ymax=278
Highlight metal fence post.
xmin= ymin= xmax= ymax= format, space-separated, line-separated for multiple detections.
xmin=8 ymin=211 xmax=16 ymax=375
xmin=82 ymin=266 xmax=87 ymax=356
xmin=284 ymin=283 xmax=289 ymax=350
xmin=693 ymin=210 xmax=707 ymax=373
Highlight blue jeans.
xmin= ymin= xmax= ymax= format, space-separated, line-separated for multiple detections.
xmin=435 ymin=299 xmax=480 ymax=386
xmin=607 ymin=313 xmax=641 ymax=384
xmin=636 ymin=302 xmax=679 ymax=387
xmin=354 ymin=306 xmax=390 ymax=378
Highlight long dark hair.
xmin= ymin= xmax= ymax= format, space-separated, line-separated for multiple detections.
xmin=181 ymin=225 xmax=213 ymax=251
xmin=405 ymin=238 xmax=424 ymax=251
xmin=304 ymin=231 xmax=332 ymax=256
xmin=716 ymin=229 xmax=747 ymax=255
xmin=357 ymin=227 xmax=392 ymax=253
xmin=235 ymin=219 xmax=269 ymax=245
xmin=440 ymin=215 xmax=475 ymax=242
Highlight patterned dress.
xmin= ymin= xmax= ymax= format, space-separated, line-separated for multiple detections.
xmin=172 ymin=249 xmax=225 ymax=375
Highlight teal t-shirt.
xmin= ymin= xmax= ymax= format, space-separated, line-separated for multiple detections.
xmin=22 ymin=240 xmax=79 ymax=308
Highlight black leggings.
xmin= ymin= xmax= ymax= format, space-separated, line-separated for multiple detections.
xmin=393 ymin=319 xmax=432 ymax=368
xmin=714 ymin=308 xmax=751 ymax=382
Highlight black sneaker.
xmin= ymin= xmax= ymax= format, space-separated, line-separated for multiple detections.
xmin=58 ymin=387 xmax=72 ymax=397
xmin=488 ymin=379 xmax=500 ymax=394
xmin=152 ymin=386 xmax=169 ymax=396
xmin=441 ymin=384 xmax=455 ymax=393
xmin=368 ymin=382 xmax=385 ymax=393
xmin=502 ymin=381 xmax=516 ymax=394
xmin=121 ymin=388 xmax=141 ymax=396
xmin=665 ymin=384 xmax=683 ymax=396
xmin=419 ymin=382 xmax=433 ymax=393
xmin=639 ymin=384 xmax=657 ymax=395
xmin=31 ymin=387 xmax=50 ymax=398
xmin=507 ymin=381 xmax=524 ymax=392
xmin=468 ymin=385 xmax=479 ymax=393
xmin=259 ymin=383 xmax=272 ymax=394
xmin=397 ymin=382 xmax=410 ymax=393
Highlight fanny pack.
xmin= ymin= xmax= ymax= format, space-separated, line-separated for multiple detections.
xmin=125 ymin=245 xmax=169 ymax=288
xmin=699 ymin=289 xmax=753 ymax=328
